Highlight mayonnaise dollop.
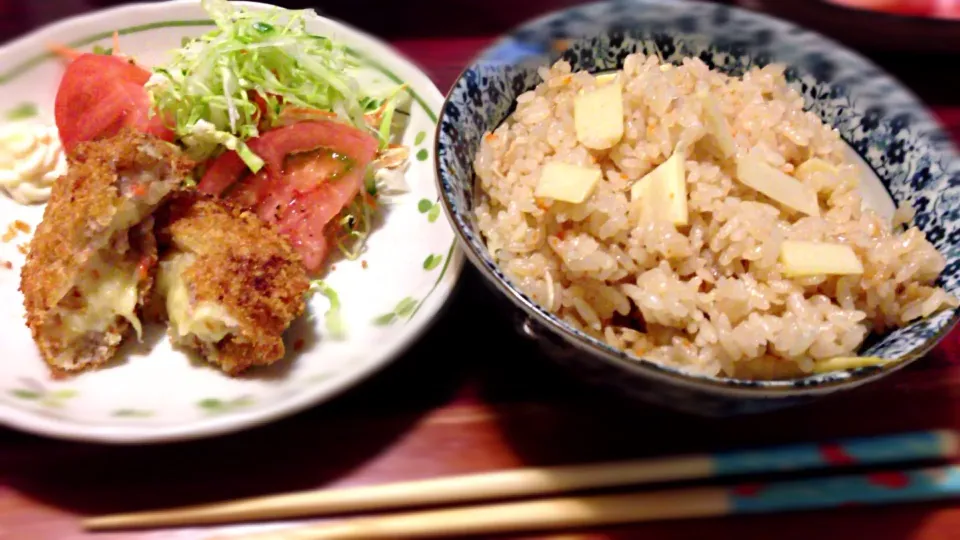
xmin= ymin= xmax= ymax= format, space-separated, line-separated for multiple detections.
xmin=0 ymin=121 xmax=67 ymax=204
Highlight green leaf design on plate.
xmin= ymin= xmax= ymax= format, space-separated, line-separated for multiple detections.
xmin=50 ymin=389 xmax=78 ymax=400
xmin=199 ymin=396 xmax=253 ymax=414
xmin=373 ymin=312 xmax=398 ymax=326
xmin=416 ymin=148 xmax=429 ymax=161
xmin=395 ymin=297 xmax=418 ymax=318
xmin=427 ymin=204 xmax=441 ymax=223
xmin=6 ymin=102 xmax=37 ymax=120
xmin=373 ymin=296 xmax=420 ymax=324
xmin=417 ymin=198 xmax=432 ymax=213
xmin=423 ymin=253 xmax=443 ymax=271
xmin=414 ymin=131 xmax=426 ymax=145
xmin=9 ymin=381 xmax=77 ymax=408
xmin=232 ymin=395 xmax=255 ymax=408
xmin=198 ymin=398 xmax=224 ymax=411
xmin=113 ymin=409 xmax=153 ymax=418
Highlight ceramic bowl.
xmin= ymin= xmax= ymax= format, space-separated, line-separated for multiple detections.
xmin=434 ymin=0 xmax=960 ymax=415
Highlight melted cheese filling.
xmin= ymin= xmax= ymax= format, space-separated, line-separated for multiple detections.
xmin=56 ymin=250 xmax=141 ymax=343
xmin=158 ymin=252 xmax=237 ymax=343
xmin=47 ymin=169 xmax=173 ymax=351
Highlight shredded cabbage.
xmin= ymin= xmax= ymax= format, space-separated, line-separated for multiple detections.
xmin=310 ymin=279 xmax=345 ymax=338
xmin=148 ymin=0 xmax=367 ymax=171
xmin=335 ymin=195 xmax=375 ymax=260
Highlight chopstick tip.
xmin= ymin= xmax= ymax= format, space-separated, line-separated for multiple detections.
xmin=80 ymin=513 xmax=149 ymax=531
xmin=79 ymin=517 xmax=106 ymax=530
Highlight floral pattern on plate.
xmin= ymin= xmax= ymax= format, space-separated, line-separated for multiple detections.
xmin=0 ymin=1 xmax=463 ymax=442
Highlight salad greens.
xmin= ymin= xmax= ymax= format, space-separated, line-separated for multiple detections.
xmin=138 ymin=0 xmax=415 ymax=337
xmin=335 ymin=195 xmax=376 ymax=261
xmin=310 ymin=279 xmax=345 ymax=339
xmin=148 ymin=0 xmax=373 ymax=170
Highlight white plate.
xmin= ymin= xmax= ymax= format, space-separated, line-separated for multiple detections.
xmin=0 ymin=1 xmax=463 ymax=443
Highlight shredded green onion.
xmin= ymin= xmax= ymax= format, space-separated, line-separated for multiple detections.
xmin=360 ymin=96 xmax=382 ymax=112
xmin=378 ymin=98 xmax=398 ymax=150
xmin=310 ymin=280 xmax=345 ymax=338
xmin=375 ymin=85 xmax=408 ymax=150
xmin=148 ymin=0 xmax=367 ymax=170
xmin=364 ymin=169 xmax=378 ymax=196
xmin=334 ymin=195 xmax=375 ymax=260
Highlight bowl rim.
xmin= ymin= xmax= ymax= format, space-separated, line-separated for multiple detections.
xmin=432 ymin=0 xmax=960 ymax=395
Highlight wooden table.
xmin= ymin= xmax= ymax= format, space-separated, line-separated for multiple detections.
xmin=3 ymin=1 xmax=960 ymax=539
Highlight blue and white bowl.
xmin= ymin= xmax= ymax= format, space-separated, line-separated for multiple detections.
xmin=434 ymin=0 xmax=960 ymax=415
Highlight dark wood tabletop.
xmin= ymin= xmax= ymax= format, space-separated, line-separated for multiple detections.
xmin=3 ymin=1 xmax=960 ymax=539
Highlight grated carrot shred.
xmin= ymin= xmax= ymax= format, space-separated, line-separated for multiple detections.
xmin=47 ymin=42 xmax=82 ymax=61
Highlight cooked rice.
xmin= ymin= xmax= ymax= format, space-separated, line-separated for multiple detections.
xmin=473 ymin=53 xmax=958 ymax=380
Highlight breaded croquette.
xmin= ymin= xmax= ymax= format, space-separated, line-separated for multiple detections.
xmin=19 ymin=129 xmax=194 ymax=374
xmin=153 ymin=192 xmax=309 ymax=375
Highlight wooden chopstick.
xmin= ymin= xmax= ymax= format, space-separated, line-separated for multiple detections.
xmin=212 ymin=464 xmax=960 ymax=540
xmin=210 ymin=488 xmax=729 ymax=540
xmin=82 ymin=429 xmax=958 ymax=530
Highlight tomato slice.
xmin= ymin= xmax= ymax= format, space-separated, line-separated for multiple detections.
xmin=59 ymin=81 xmax=135 ymax=149
xmin=197 ymin=150 xmax=247 ymax=196
xmin=198 ymin=119 xmax=379 ymax=273
xmin=274 ymin=106 xmax=337 ymax=128
xmin=273 ymin=188 xmax=334 ymax=271
xmin=198 ymin=118 xmax=378 ymax=195
xmin=250 ymin=120 xmax=378 ymax=179
xmin=54 ymin=53 xmax=173 ymax=152
xmin=227 ymin=169 xmax=274 ymax=213
xmin=73 ymin=53 xmax=152 ymax=85
xmin=236 ymin=149 xmax=357 ymax=225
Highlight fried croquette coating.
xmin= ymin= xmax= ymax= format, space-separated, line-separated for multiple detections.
xmin=154 ymin=192 xmax=309 ymax=375
xmin=19 ymin=129 xmax=194 ymax=373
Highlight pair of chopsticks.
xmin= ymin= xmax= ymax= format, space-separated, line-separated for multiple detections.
xmin=84 ymin=429 xmax=960 ymax=539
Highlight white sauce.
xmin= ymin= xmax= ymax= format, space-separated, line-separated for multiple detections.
xmin=374 ymin=166 xmax=409 ymax=196
xmin=0 ymin=121 xmax=67 ymax=204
